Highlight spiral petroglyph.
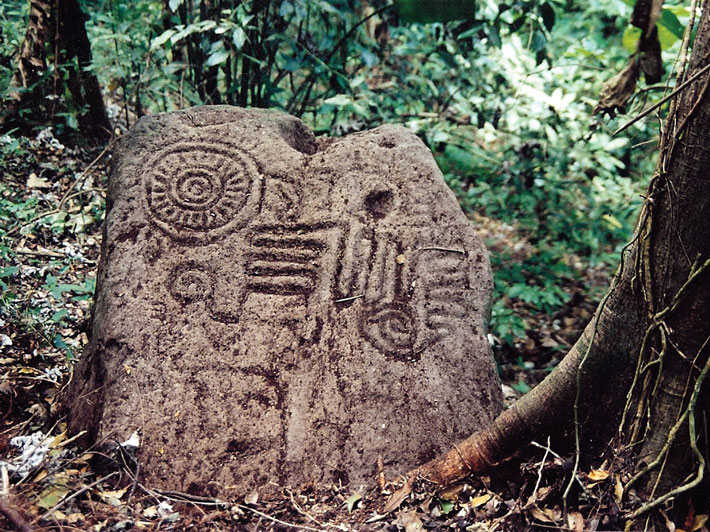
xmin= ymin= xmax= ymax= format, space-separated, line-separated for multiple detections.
xmin=168 ymin=261 xmax=215 ymax=303
xmin=145 ymin=142 xmax=260 ymax=241
xmin=360 ymin=303 xmax=416 ymax=358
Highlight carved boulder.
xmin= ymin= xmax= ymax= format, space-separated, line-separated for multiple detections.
xmin=63 ymin=106 xmax=502 ymax=496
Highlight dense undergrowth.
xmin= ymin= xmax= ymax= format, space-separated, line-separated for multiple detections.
xmin=0 ymin=0 xmax=669 ymax=354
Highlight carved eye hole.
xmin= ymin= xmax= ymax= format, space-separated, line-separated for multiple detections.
xmin=365 ymin=190 xmax=395 ymax=220
xmin=168 ymin=262 xmax=214 ymax=303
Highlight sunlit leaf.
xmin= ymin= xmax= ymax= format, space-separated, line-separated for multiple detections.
xmin=622 ymin=26 xmax=642 ymax=53
xmin=658 ymin=9 xmax=685 ymax=40
xmin=346 ymin=492 xmax=362 ymax=513
xmin=588 ymin=468 xmax=610 ymax=481
xmin=603 ymin=214 xmax=623 ymax=229
xmin=233 ymin=27 xmax=247 ymax=49
xmin=205 ymin=50 xmax=229 ymax=67
xmin=470 ymin=493 xmax=492 ymax=508
xmin=168 ymin=0 xmax=183 ymax=13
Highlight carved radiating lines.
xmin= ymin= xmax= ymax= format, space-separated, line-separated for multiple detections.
xmin=418 ymin=250 xmax=471 ymax=340
xmin=334 ymin=223 xmax=371 ymax=300
xmin=145 ymin=142 xmax=261 ymax=242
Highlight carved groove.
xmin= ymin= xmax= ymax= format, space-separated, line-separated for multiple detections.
xmin=360 ymin=303 xmax=416 ymax=356
xmin=245 ymin=224 xmax=334 ymax=297
xmin=168 ymin=261 xmax=215 ymax=303
xmin=145 ymin=142 xmax=260 ymax=241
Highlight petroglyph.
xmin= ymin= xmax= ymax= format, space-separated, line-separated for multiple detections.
xmin=416 ymin=249 xmax=475 ymax=341
xmin=245 ymin=223 xmax=337 ymax=296
xmin=360 ymin=302 xmax=417 ymax=356
xmin=145 ymin=141 xmax=261 ymax=242
xmin=64 ymin=107 xmax=501 ymax=497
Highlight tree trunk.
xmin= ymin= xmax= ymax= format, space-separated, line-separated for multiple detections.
xmin=56 ymin=0 xmax=112 ymax=143
xmin=0 ymin=0 xmax=111 ymax=143
xmin=418 ymin=4 xmax=710 ymax=519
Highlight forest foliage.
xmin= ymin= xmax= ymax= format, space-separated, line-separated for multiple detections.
xmin=0 ymin=0 xmax=690 ymax=357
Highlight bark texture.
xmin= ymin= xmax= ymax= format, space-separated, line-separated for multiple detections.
xmin=419 ymin=6 xmax=710 ymax=507
xmin=0 ymin=0 xmax=111 ymax=143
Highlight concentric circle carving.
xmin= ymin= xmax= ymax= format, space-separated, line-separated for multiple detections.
xmin=361 ymin=303 xmax=416 ymax=358
xmin=168 ymin=261 xmax=214 ymax=303
xmin=145 ymin=142 xmax=260 ymax=241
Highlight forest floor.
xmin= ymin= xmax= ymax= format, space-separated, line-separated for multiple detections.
xmin=0 ymin=129 xmax=668 ymax=532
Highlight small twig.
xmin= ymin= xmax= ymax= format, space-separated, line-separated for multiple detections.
xmin=415 ymin=247 xmax=465 ymax=254
xmin=235 ymin=503 xmax=326 ymax=531
xmin=531 ymin=437 xmax=552 ymax=501
xmin=37 ymin=471 xmax=118 ymax=522
xmin=0 ymin=496 xmax=33 ymax=532
xmin=286 ymin=489 xmax=326 ymax=528
xmin=12 ymin=248 xmax=65 ymax=259
xmin=53 ymin=430 xmax=87 ymax=449
xmin=334 ymin=294 xmax=364 ymax=303
xmin=1 ymin=466 xmax=8 ymax=496
xmin=614 ymin=61 xmax=710 ymax=137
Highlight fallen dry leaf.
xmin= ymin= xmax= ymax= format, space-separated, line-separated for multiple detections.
xmin=692 ymin=514 xmax=709 ymax=531
xmin=470 ymin=493 xmax=492 ymax=508
xmin=588 ymin=468 xmax=610 ymax=481
xmin=27 ymin=173 xmax=51 ymax=189
xmin=615 ymin=476 xmax=624 ymax=502
xmin=383 ymin=476 xmax=414 ymax=514
xmin=397 ymin=510 xmax=423 ymax=532
xmin=531 ymin=507 xmax=556 ymax=524
xmin=439 ymin=483 xmax=465 ymax=501
xmin=244 ymin=490 xmax=258 ymax=505
xmin=568 ymin=510 xmax=584 ymax=531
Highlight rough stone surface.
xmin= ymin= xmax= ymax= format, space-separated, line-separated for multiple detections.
xmin=63 ymin=106 xmax=502 ymax=497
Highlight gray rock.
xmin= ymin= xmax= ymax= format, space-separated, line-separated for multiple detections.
xmin=63 ymin=106 xmax=502 ymax=497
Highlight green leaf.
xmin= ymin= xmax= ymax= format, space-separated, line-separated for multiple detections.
xmin=53 ymin=334 xmax=73 ymax=360
xmin=150 ymin=29 xmax=175 ymax=51
xmin=233 ymin=27 xmax=247 ymax=49
xmin=530 ymin=30 xmax=547 ymax=52
xmin=509 ymin=15 xmax=526 ymax=33
xmin=439 ymin=499 xmax=455 ymax=514
xmin=622 ymin=25 xmax=641 ymax=53
xmin=51 ymin=309 xmax=69 ymax=323
xmin=511 ymin=379 xmax=531 ymax=394
xmin=346 ymin=492 xmax=362 ymax=513
xmin=206 ymin=49 xmax=229 ymax=67
xmin=0 ymin=266 xmax=18 ymax=278
xmin=323 ymin=94 xmax=352 ymax=106
xmin=658 ymin=8 xmax=684 ymax=40
xmin=392 ymin=0 xmax=475 ymax=23
xmin=168 ymin=0 xmax=183 ymax=13
xmin=657 ymin=23 xmax=679 ymax=50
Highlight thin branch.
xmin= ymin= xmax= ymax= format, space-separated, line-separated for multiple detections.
xmin=235 ymin=503 xmax=328 ymax=531
xmin=0 ymin=496 xmax=33 ymax=532
xmin=37 ymin=471 xmax=119 ymax=522
xmin=613 ymin=61 xmax=710 ymax=137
